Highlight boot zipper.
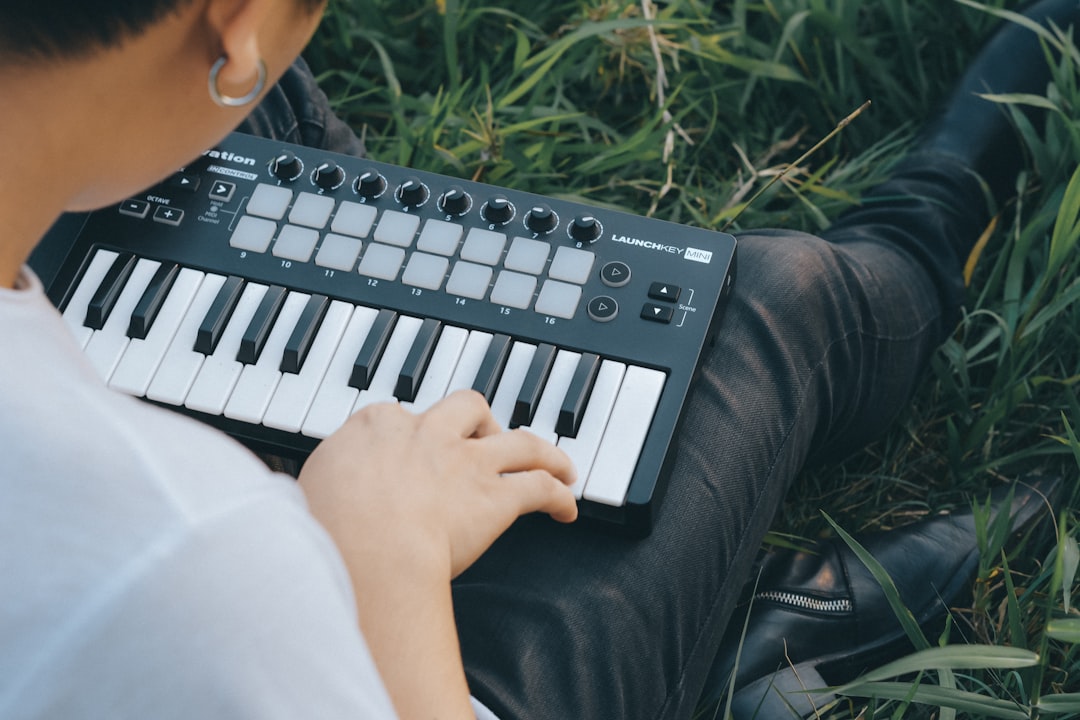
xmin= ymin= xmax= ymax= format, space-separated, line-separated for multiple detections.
xmin=756 ymin=590 xmax=853 ymax=614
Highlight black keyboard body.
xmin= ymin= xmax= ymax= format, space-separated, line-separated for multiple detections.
xmin=30 ymin=131 xmax=736 ymax=536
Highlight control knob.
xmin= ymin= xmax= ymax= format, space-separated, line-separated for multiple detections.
xmin=569 ymin=214 xmax=603 ymax=243
xmin=524 ymin=204 xmax=559 ymax=234
xmin=481 ymin=195 xmax=515 ymax=225
xmin=438 ymin=185 xmax=472 ymax=216
xmin=269 ymin=151 xmax=304 ymax=182
xmin=312 ymin=161 xmax=346 ymax=190
xmin=396 ymin=176 xmax=430 ymax=208
xmin=354 ymin=169 xmax=387 ymax=199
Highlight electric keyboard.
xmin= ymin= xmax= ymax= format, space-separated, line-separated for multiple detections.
xmin=30 ymin=131 xmax=736 ymax=536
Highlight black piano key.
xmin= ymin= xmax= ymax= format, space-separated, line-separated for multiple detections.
xmin=194 ymin=275 xmax=246 ymax=355
xmin=237 ymin=285 xmax=287 ymax=365
xmin=85 ymin=252 xmax=137 ymax=330
xmin=471 ymin=333 xmax=513 ymax=405
xmin=556 ymin=352 xmax=601 ymax=437
xmin=281 ymin=294 xmax=330 ymax=374
xmin=511 ymin=343 xmax=557 ymax=427
xmin=394 ymin=318 xmax=443 ymax=402
xmin=127 ymin=262 xmax=179 ymax=339
xmin=348 ymin=309 xmax=398 ymax=390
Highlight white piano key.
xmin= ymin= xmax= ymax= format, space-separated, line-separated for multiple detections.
xmin=145 ymin=274 xmax=228 ymax=406
xmin=519 ymin=350 xmax=580 ymax=444
xmin=262 ymin=300 xmax=353 ymax=433
xmin=442 ymin=331 xmax=494 ymax=397
xmin=61 ymin=249 xmax=120 ymax=349
xmin=401 ymin=325 xmax=469 ymax=414
xmin=352 ymin=315 xmax=423 ymax=412
xmin=223 ymin=291 xmax=309 ymax=424
xmin=300 ymin=306 xmax=378 ymax=439
xmin=110 ymin=268 xmax=204 ymax=397
xmin=582 ymin=365 xmax=666 ymax=507
xmin=488 ymin=342 xmax=537 ymax=429
xmin=183 ymin=282 xmax=269 ymax=415
xmin=557 ymin=360 xmax=626 ymax=499
xmin=83 ymin=258 xmax=161 ymax=381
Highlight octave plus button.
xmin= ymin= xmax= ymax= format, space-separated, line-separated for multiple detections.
xmin=587 ymin=295 xmax=618 ymax=323
xmin=648 ymin=282 xmax=681 ymax=302
xmin=600 ymin=261 xmax=631 ymax=288
xmin=152 ymin=205 xmax=184 ymax=226
xmin=641 ymin=303 xmax=673 ymax=324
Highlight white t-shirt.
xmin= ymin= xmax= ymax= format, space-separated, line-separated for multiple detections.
xmin=0 ymin=268 xmax=495 ymax=719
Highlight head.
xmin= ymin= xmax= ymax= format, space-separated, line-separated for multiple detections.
xmin=0 ymin=0 xmax=327 ymax=213
xmin=0 ymin=0 xmax=326 ymax=64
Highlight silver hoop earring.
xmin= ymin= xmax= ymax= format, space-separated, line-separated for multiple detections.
xmin=208 ymin=56 xmax=268 ymax=108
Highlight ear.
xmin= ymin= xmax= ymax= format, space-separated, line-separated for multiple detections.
xmin=204 ymin=0 xmax=274 ymax=90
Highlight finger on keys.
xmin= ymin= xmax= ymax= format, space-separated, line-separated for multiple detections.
xmin=422 ymin=388 xmax=502 ymax=439
xmin=499 ymin=469 xmax=579 ymax=524
xmin=477 ymin=426 xmax=577 ymax=489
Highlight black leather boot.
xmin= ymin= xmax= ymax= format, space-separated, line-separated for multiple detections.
xmin=914 ymin=0 xmax=1080 ymax=205
xmin=701 ymin=476 xmax=1059 ymax=719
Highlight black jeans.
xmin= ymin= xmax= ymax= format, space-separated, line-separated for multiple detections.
xmin=240 ymin=58 xmax=988 ymax=720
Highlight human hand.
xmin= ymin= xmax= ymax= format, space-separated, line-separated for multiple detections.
xmin=298 ymin=388 xmax=578 ymax=582
xmin=297 ymin=390 xmax=578 ymax=720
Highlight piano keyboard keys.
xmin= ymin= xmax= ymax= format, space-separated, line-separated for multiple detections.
xmin=263 ymin=300 xmax=353 ymax=433
xmin=238 ymin=284 xmax=287 ymax=365
xmin=62 ymin=249 xmax=120 ymax=348
xmin=195 ymin=275 xmax=245 ymax=355
xmin=349 ymin=308 xmax=396 ymax=390
xmin=395 ymin=317 xmax=442 ymax=402
xmin=109 ymin=268 xmax=204 ymax=396
xmin=302 ymin=306 xmax=379 ymax=438
xmin=184 ymin=282 xmax=269 ymax=415
xmin=65 ymin=249 xmax=669 ymax=509
xmin=85 ymin=252 xmax=137 ymax=331
xmin=83 ymin=258 xmax=161 ymax=381
xmin=580 ymin=365 xmax=665 ymax=506
xmin=353 ymin=314 xmax=423 ymax=412
xmin=145 ymin=273 xmax=228 ymax=405
xmin=224 ymin=291 xmax=310 ymax=423
xmin=128 ymin=262 xmax=179 ymax=340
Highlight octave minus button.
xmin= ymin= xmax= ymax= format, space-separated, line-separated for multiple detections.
xmin=237 ymin=284 xmax=287 ymax=365
xmin=349 ymin=308 xmax=397 ymax=390
xmin=471 ymin=333 xmax=513 ymax=404
xmin=511 ymin=343 xmax=557 ymax=427
xmin=127 ymin=262 xmax=179 ymax=339
xmin=119 ymin=199 xmax=151 ymax=219
xmin=281 ymin=294 xmax=330 ymax=374
xmin=85 ymin=252 xmax=137 ymax=330
xmin=394 ymin=318 xmax=443 ymax=402
xmin=556 ymin=352 xmax=600 ymax=437
xmin=194 ymin=275 xmax=246 ymax=355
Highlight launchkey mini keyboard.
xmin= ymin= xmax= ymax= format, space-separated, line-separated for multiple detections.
xmin=30 ymin=131 xmax=736 ymax=535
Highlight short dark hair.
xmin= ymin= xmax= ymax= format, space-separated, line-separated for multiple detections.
xmin=0 ymin=0 xmax=325 ymax=62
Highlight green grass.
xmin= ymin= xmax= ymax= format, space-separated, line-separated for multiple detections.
xmin=305 ymin=0 xmax=1080 ymax=716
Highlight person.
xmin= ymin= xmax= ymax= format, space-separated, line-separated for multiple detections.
xmin=0 ymin=2 xmax=1071 ymax=720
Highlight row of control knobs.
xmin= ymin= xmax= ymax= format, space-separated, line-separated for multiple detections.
xmin=269 ymin=151 xmax=604 ymax=242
